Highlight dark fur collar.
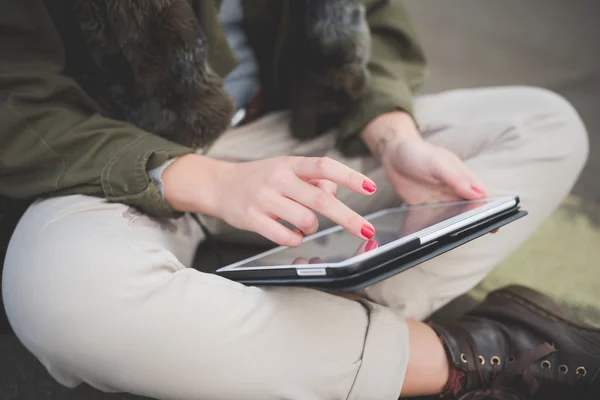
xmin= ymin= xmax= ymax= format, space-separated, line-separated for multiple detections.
xmin=71 ymin=0 xmax=370 ymax=148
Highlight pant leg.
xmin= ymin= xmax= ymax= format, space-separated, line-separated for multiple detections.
xmin=362 ymin=86 xmax=589 ymax=319
xmin=2 ymin=195 xmax=408 ymax=400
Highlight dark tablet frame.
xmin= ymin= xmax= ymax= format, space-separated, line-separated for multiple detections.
xmin=216 ymin=206 xmax=527 ymax=292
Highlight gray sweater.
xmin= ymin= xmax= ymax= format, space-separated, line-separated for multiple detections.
xmin=219 ymin=0 xmax=260 ymax=111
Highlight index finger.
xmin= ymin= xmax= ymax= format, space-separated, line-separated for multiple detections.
xmin=282 ymin=178 xmax=376 ymax=241
xmin=293 ymin=157 xmax=377 ymax=196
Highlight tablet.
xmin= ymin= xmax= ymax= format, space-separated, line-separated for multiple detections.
xmin=215 ymin=195 xmax=527 ymax=291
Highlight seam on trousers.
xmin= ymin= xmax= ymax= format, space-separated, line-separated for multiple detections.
xmin=344 ymin=359 xmax=364 ymax=400
xmin=344 ymin=301 xmax=375 ymax=400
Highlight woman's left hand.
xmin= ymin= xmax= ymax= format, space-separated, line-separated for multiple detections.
xmin=382 ymin=136 xmax=488 ymax=205
xmin=364 ymin=112 xmax=489 ymax=205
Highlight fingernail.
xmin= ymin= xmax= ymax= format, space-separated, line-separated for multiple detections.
xmin=362 ymin=179 xmax=377 ymax=193
xmin=365 ymin=240 xmax=378 ymax=251
xmin=471 ymin=186 xmax=485 ymax=195
xmin=333 ymin=193 xmax=338 ymax=199
xmin=361 ymin=225 xmax=375 ymax=239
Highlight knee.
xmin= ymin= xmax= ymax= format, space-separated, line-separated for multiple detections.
xmin=2 ymin=205 xmax=161 ymax=358
xmin=2 ymin=220 xmax=76 ymax=381
xmin=2 ymin=215 xmax=90 ymax=345
xmin=513 ymin=86 xmax=589 ymax=168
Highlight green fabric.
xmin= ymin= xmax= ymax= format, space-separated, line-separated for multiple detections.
xmin=194 ymin=0 xmax=238 ymax=78
xmin=337 ymin=0 xmax=427 ymax=156
xmin=0 ymin=1 xmax=193 ymax=218
xmin=0 ymin=0 xmax=426 ymax=219
xmin=242 ymin=0 xmax=427 ymax=156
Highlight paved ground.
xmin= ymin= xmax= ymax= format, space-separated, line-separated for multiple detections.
xmin=406 ymin=0 xmax=600 ymax=203
xmin=2 ymin=1 xmax=599 ymax=399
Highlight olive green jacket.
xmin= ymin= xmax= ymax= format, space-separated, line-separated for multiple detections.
xmin=0 ymin=0 xmax=426 ymax=224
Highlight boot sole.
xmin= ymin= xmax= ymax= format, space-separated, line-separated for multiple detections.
xmin=490 ymin=285 xmax=599 ymax=333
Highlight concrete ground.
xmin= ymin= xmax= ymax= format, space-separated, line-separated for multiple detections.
xmin=1 ymin=1 xmax=599 ymax=399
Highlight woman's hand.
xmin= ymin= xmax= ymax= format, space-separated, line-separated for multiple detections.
xmin=161 ymin=154 xmax=377 ymax=247
xmin=381 ymin=137 xmax=488 ymax=204
xmin=363 ymin=111 xmax=488 ymax=205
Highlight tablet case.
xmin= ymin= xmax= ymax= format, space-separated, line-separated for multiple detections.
xmin=226 ymin=209 xmax=528 ymax=292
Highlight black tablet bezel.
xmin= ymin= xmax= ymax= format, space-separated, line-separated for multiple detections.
xmin=216 ymin=206 xmax=527 ymax=291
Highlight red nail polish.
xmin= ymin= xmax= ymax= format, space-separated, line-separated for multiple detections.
xmin=362 ymin=180 xmax=376 ymax=193
xmin=472 ymin=186 xmax=485 ymax=195
xmin=365 ymin=240 xmax=378 ymax=251
xmin=361 ymin=225 xmax=375 ymax=239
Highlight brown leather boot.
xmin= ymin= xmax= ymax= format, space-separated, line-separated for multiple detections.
xmin=431 ymin=285 xmax=600 ymax=399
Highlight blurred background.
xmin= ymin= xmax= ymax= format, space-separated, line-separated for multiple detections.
xmin=404 ymin=0 xmax=600 ymax=327
xmin=1 ymin=0 xmax=599 ymax=398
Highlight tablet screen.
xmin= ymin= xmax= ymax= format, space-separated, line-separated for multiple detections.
xmin=229 ymin=198 xmax=500 ymax=268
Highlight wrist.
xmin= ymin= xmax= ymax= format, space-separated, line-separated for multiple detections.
xmin=161 ymin=153 xmax=233 ymax=216
xmin=361 ymin=111 xmax=422 ymax=158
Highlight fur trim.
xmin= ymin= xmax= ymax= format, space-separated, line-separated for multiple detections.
xmin=70 ymin=0 xmax=369 ymax=148
xmin=291 ymin=0 xmax=371 ymax=139
xmin=73 ymin=0 xmax=234 ymax=149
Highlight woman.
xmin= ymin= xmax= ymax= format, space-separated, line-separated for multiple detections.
xmin=1 ymin=0 xmax=598 ymax=399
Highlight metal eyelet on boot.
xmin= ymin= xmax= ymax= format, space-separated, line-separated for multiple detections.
xmin=576 ymin=367 xmax=587 ymax=377
xmin=507 ymin=356 xmax=516 ymax=363
xmin=541 ymin=360 xmax=552 ymax=369
xmin=460 ymin=353 xmax=468 ymax=364
xmin=491 ymin=356 xmax=501 ymax=365
xmin=559 ymin=365 xmax=569 ymax=374
xmin=479 ymin=356 xmax=485 ymax=365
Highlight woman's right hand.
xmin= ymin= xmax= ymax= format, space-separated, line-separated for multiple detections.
xmin=161 ymin=154 xmax=377 ymax=247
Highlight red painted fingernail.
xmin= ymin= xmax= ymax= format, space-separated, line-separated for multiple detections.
xmin=365 ymin=240 xmax=378 ymax=251
xmin=471 ymin=186 xmax=485 ymax=195
xmin=362 ymin=180 xmax=377 ymax=193
xmin=361 ymin=225 xmax=375 ymax=239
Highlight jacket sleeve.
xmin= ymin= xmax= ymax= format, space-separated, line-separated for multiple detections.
xmin=336 ymin=0 xmax=427 ymax=157
xmin=0 ymin=1 xmax=194 ymax=218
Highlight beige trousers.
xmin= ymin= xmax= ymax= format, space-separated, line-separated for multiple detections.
xmin=2 ymin=86 xmax=588 ymax=400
